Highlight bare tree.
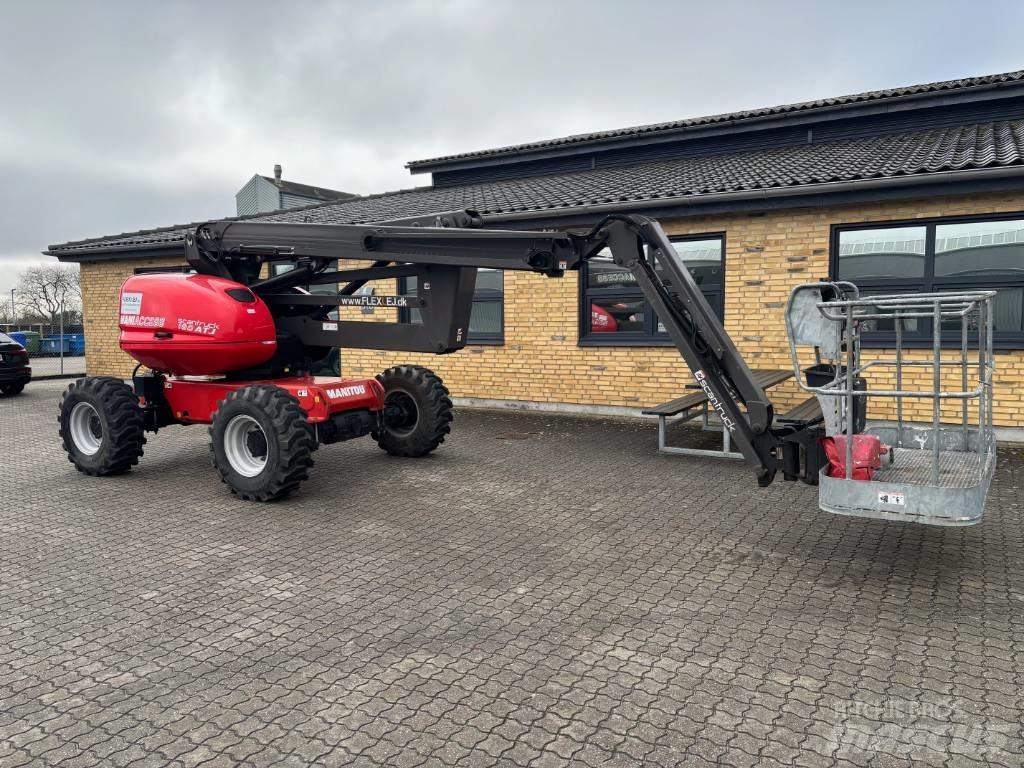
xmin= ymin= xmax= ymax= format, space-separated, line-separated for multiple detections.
xmin=16 ymin=265 xmax=81 ymax=325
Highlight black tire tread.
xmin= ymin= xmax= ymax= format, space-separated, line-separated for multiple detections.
xmin=59 ymin=376 xmax=146 ymax=475
xmin=372 ymin=365 xmax=452 ymax=457
xmin=209 ymin=385 xmax=315 ymax=501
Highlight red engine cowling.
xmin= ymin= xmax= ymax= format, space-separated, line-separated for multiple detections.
xmin=119 ymin=274 xmax=277 ymax=376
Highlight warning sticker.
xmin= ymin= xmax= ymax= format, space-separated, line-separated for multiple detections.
xmin=878 ymin=491 xmax=906 ymax=506
xmin=322 ymin=322 xmax=338 ymax=332
xmin=120 ymin=292 xmax=143 ymax=315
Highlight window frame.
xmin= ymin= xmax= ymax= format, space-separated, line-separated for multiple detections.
xmin=578 ymin=231 xmax=726 ymax=347
xmin=399 ymin=269 xmax=505 ymax=346
xmin=830 ymin=212 xmax=1024 ymax=350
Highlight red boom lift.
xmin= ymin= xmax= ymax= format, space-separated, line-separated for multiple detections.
xmin=59 ymin=210 xmax=829 ymax=500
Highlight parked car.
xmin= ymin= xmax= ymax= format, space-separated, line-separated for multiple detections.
xmin=0 ymin=332 xmax=31 ymax=395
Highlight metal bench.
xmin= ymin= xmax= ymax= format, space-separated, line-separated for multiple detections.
xmin=644 ymin=370 xmax=793 ymax=459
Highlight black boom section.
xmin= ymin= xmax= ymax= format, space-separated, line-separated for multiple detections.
xmin=592 ymin=216 xmax=779 ymax=483
xmin=186 ymin=215 xmax=581 ymax=281
xmin=274 ymin=264 xmax=479 ymax=354
xmin=185 ymin=211 xmax=583 ymax=355
xmin=184 ymin=209 xmax=794 ymax=482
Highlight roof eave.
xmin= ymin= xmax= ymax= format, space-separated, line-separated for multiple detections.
xmin=46 ymin=240 xmax=186 ymax=262
xmin=43 ymin=193 xmax=361 ymax=254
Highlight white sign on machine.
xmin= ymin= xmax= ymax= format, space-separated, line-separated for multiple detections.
xmin=121 ymin=292 xmax=143 ymax=315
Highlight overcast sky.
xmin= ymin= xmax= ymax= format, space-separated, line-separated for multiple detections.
xmin=1 ymin=0 xmax=1023 ymax=295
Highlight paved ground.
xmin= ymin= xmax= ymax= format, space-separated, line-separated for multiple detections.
xmin=29 ymin=356 xmax=86 ymax=378
xmin=2 ymin=379 xmax=1023 ymax=767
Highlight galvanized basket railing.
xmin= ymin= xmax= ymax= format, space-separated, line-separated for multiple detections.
xmin=784 ymin=282 xmax=996 ymax=526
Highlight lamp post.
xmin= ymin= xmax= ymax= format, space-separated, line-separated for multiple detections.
xmin=59 ymin=297 xmax=65 ymax=374
xmin=8 ymin=289 xmax=14 ymax=327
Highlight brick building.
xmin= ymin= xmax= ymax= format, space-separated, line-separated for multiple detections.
xmin=48 ymin=70 xmax=1024 ymax=427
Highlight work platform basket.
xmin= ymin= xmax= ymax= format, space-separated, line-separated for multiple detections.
xmin=785 ymin=282 xmax=996 ymax=526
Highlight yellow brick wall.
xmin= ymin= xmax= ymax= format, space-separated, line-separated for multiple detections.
xmin=78 ymin=191 xmax=1024 ymax=427
xmin=341 ymin=191 xmax=1024 ymax=427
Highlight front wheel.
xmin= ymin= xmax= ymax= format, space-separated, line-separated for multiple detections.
xmin=372 ymin=365 xmax=453 ymax=457
xmin=59 ymin=377 xmax=146 ymax=475
xmin=209 ymin=385 xmax=316 ymax=501
xmin=1 ymin=383 xmax=25 ymax=396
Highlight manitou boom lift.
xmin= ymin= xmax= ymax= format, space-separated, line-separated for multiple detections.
xmin=59 ymin=210 xmax=828 ymax=501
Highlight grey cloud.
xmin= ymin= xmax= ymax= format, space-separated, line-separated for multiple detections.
xmin=1 ymin=0 xmax=1023 ymax=277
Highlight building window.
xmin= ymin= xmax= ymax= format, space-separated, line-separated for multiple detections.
xmin=580 ymin=234 xmax=725 ymax=345
xmin=832 ymin=214 xmax=1024 ymax=348
xmin=400 ymin=269 xmax=504 ymax=344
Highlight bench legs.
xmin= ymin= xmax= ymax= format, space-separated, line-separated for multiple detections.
xmin=655 ymin=405 xmax=744 ymax=460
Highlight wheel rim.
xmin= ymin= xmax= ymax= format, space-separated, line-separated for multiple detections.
xmin=69 ymin=402 xmax=103 ymax=456
xmin=223 ymin=414 xmax=269 ymax=478
xmin=385 ymin=390 xmax=419 ymax=436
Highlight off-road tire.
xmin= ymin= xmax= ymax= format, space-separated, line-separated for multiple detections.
xmin=59 ymin=376 xmax=146 ymax=476
xmin=1 ymin=383 xmax=25 ymax=396
xmin=372 ymin=365 xmax=452 ymax=457
xmin=209 ymin=385 xmax=315 ymax=502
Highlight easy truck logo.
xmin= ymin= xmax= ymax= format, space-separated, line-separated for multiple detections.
xmin=693 ymin=370 xmax=736 ymax=433
xmin=325 ymin=385 xmax=367 ymax=399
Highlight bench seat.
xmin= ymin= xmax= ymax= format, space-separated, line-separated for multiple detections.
xmin=777 ymin=395 xmax=823 ymax=424
xmin=643 ymin=370 xmax=794 ymax=418
xmin=641 ymin=391 xmax=708 ymax=417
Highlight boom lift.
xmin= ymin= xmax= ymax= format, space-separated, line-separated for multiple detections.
xmin=59 ymin=210 xmax=828 ymax=500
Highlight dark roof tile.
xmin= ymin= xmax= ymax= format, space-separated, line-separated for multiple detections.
xmin=406 ymin=70 xmax=1024 ymax=169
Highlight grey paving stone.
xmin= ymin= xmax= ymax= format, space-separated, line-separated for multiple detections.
xmin=2 ymin=380 xmax=1023 ymax=766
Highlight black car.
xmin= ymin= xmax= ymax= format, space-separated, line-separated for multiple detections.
xmin=0 ymin=332 xmax=31 ymax=395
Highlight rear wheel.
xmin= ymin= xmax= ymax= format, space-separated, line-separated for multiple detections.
xmin=59 ymin=377 xmax=146 ymax=475
xmin=372 ymin=365 xmax=452 ymax=457
xmin=210 ymin=385 xmax=315 ymax=501
xmin=1 ymin=383 xmax=25 ymax=396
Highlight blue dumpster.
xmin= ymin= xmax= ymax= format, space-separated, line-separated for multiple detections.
xmin=41 ymin=336 xmax=73 ymax=355
xmin=8 ymin=331 xmax=28 ymax=348
xmin=39 ymin=334 xmax=85 ymax=356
